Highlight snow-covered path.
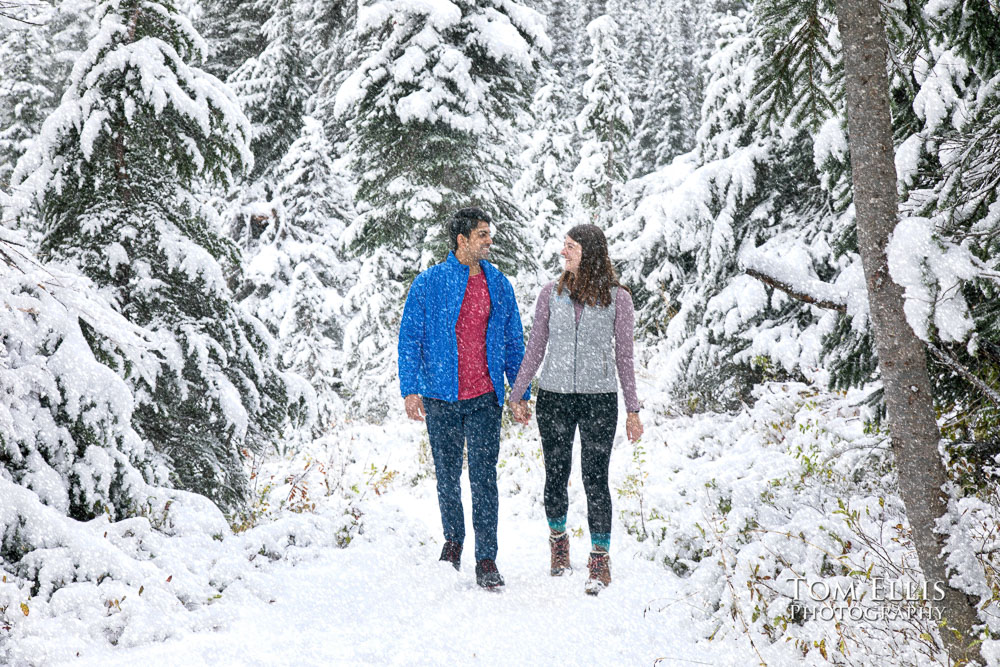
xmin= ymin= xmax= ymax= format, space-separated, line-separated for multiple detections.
xmin=66 ymin=459 xmax=729 ymax=666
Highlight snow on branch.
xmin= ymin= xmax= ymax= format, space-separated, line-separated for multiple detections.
xmin=0 ymin=0 xmax=45 ymax=26
xmin=741 ymin=242 xmax=849 ymax=311
xmin=743 ymin=234 xmax=1000 ymax=409
xmin=744 ymin=267 xmax=847 ymax=312
xmin=1 ymin=225 xmax=162 ymax=387
xmin=886 ymin=216 xmax=979 ymax=344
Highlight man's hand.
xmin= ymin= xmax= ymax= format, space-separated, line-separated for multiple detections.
xmin=510 ymin=399 xmax=531 ymax=425
xmin=626 ymin=412 xmax=643 ymax=442
xmin=404 ymin=394 xmax=426 ymax=421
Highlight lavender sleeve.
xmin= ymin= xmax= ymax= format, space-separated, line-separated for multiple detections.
xmin=510 ymin=284 xmax=553 ymax=400
xmin=615 ymin=288 xmax=640 ymax=413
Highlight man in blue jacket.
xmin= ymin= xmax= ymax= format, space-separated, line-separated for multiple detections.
xmin=398 ymin=207 xmax=528 ymax=590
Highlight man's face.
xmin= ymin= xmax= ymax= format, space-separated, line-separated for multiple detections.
xmin=460 ymin=220 xmax=492 ymax=261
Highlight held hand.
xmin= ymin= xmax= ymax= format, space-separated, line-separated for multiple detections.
xmin=511 ymin=400 xmax=532 ymax=425
xmin=404 ymin=394 xmax=426 ymax=421
xmin=509 ymin=401 xmax=523 ymax=424
xmin=626 ymin=412 xmax=643 ymax=442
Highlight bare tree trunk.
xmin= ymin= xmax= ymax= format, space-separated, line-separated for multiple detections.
xmin=835 ymin=0 xmax=980 ymax=662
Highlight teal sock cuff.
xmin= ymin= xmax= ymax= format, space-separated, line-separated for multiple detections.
xmin=591 ymin=533 xmax=611 ymax=551
xmin=547 ymin=516 xmax=567 ymax=533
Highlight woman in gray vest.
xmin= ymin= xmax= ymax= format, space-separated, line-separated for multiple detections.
xmin=510 ymin=224 xmax=643 ymax=595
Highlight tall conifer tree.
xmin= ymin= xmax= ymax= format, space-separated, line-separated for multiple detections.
xmin=572 ymin=15 xmax=632 ymax=227
xmin=196 ymin=0 xmax=268 ymax=81
xmin=0 ymin=7 xmax=55 ymax=189
xmin=514 ymin=70 xmax=576 ymax=272
xmin=12 ymin=0 xmax=295 ymax=511
xmin=238 ymin=117 xmax=355 ymax=437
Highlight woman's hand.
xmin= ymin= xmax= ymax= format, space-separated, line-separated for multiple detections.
xmin=510 ymin=399 xmax=532 ymax=425
xmin=626 ymin=412 xmax=643 ymax=442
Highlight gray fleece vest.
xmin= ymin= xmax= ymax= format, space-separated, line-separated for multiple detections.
xmin=539 ymin=285 xmax=618 ymax=394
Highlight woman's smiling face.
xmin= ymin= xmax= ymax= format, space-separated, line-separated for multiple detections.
xmin=561 ymin=235 xmax=582 ymax=274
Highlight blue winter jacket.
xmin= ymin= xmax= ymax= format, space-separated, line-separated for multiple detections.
xmin=398 ymin=252 xmax=530 ymax=406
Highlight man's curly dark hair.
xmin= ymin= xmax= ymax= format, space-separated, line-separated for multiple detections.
xmin=448 ymin=207 xmax=492 ymax=251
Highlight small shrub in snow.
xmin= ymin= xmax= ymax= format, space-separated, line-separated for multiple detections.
xmin=0 ymin=410 xmax=382 ymax=664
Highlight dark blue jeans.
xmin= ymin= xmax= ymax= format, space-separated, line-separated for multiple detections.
xmin=423 ymin=392 xmax=502 ymax=562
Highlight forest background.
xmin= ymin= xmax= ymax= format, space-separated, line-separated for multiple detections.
xmin=3 ymin=0 xmax=1000 ymax=664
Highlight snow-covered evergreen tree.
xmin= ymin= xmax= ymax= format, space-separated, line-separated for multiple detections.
xmin=52 ymin=0 xmax=97 ymax=64
xmin=0 ymin=8 xmax=56 ymax=189
xmin=572 ymin=15 xmax=632 ymax=227
xmin=300 ymin=0 xmax=354 ymax=144
xmin=539 ymin=0 xmax=579 ymax=88
xmin=339 ymin=244 xmax=403 ymax=420
xmin=238 ymin=117 xmax=355 ymax=438
xmin=228 ymin=0 xmax=313 ymax=181
xmin=628 ymin=0 xmax=703 ymax=177
xmin=570 ymin=0 xmax=605 ymax=97
xmin=0 ymin=220 xmax=166 ymax=528
xmin=742 ymin=0 xmax=1000 ymax=441
xmin=336 ymin=0 xmax=547 ymax=270
xmin=196 ymin=0 xmax=267 ymax=81
xmin=612 ymin=6 xmax=843 ymax=411
xmin=11 ymin=0 xmax=296 ymax=512
xmin=513 ymin=71 xmax=576 ymax=273
xmin=334 ymin=0 xmax=548 ymax=418
xmin=297 ymin=0 xmax=352 ymax=59
xmin=873 ymin=2 xmax=1000 ymax=438
xmin=620 ymin=1 xmax=665 ymax=178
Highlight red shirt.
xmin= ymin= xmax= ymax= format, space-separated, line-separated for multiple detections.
xmin=456 ymin=271 xmax=494 ymax=400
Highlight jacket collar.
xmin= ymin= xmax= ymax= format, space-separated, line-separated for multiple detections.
xmin=446 ymin=251 xmax=491 ymax=277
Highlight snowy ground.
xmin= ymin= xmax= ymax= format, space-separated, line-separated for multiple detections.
xmin=68 ymin=472 xmax=722 ymax=667
xmin=38 ymin=367 xmax=754 ymax=666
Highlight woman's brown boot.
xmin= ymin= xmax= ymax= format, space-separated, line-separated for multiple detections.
xmin=585 ymin=551 xmax=611 ymax=595
xmin=550 ymin=532 xmax=571 ymax=576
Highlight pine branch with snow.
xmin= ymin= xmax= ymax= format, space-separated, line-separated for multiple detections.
xmin=751 ymin=0 xmax=840 ymax=133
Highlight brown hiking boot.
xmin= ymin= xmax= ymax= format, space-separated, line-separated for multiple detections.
xmin=550 ymin=532 xmax=571 ymax=576
xmin=585 ymin=551 xmax=611 ymax=595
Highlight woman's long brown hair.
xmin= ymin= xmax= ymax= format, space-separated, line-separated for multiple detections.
xmin=556 ymin=224 xmax=628 ymax=307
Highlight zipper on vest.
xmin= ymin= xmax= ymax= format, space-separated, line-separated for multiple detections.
xmin=573 ymin=307 xmax=580 ymax=393
xmin=574 ymin=325 xmax=578 ymax=393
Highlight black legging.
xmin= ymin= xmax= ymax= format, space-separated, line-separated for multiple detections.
xmin=535 ymin=390 xmax=618 ymax=538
